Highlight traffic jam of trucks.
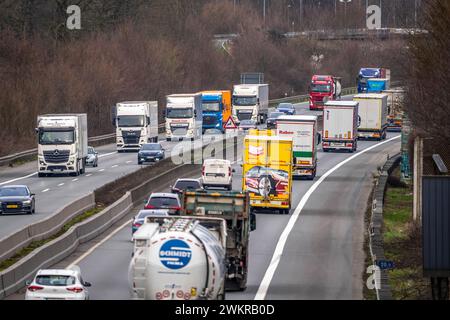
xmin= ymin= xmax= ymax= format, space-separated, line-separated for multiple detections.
xmin=26 ymin=68 xmax=406 ymax=300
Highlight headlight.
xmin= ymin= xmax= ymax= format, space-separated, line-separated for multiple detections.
xmin=22 ymin=200 xmax=32 ymax=205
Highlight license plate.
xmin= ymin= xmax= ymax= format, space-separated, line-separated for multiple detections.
xmin=331 ymin=142 xmax=344 ymax=147
xmin=208 ymin=210 xmax=223 ymax=215
xmin=7 ymin=205 xmax=18 ymax=209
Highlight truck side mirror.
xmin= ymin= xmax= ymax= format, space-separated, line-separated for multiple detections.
xmin=147 ymin=116 xmax=150 ymax=126
xmin=250 ymin=212 xmax=256 ymax=231
xmin=317 ymin=133 xmax=322 ymax=145
xmin=35 ymin=128 xmax=39 ymax=134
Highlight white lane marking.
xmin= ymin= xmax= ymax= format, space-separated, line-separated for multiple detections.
xmin=67 ymin=218 xmax=132 ymax=269
xmin=0 ymin=172 xmax=37 ymax=186
xmin=42 ymin=188 xmax=50 ymax=193
xmin=254 ymin=135 xmax=400 ymax=300
xmin=99 ymin=169 xmax=105 ymax=172
xmin=86 ymin=174 xmax=92 ymax=177
xmin=111 ymin=165 xmax=118 ymax=168
xmin=126 ymin=161 xmax=132 ymax=164
xmin=98 ymin=151 xmax=117 ymax=158
xmin=72 ymin=178 xmax=78 ymax=182
xmin=58 ymin=183 xmax=65 ymax=187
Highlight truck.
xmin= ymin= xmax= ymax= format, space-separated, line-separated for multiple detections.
xmin=129 ymin=216 xmax=227 ymax=300
xmin=382 ymin=89 xmax=405 ymax=131
xmin=276 ymin=115 xmax=319 ymax=179
xmin=201 ymin=90 xmax=232 ymax=134
xmin=165 ymin=94 xmax=202 ymax=141
xmin=36 ymin=114 xmax=88 ymax=177
xmin=182 ymin=190 xmax=256 ymax=291
xmin=113 ymin=101 xmax=158 ymax=152
xmin=357 ymin=68 xmax=391 ymax=93
xmin=242 ymin=134 xmax=293 ymax=215
xmin=322 ymin=101 xmax=359 ymax=152
xmin=309 ymin=75 xmax=342 ymax=110
xmin=353 ymin=93 xmax=389 ymax=140
xmin=232 ymin=84 xmax=269 ymax=125
xmin=367 ymin=78 xmax=390 ymax=93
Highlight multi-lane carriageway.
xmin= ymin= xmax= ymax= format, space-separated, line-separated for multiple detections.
xmin=3 ymin=97 xmax=401 ymax=300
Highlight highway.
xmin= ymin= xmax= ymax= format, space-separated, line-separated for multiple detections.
xmin=5 ymin=98 xmax=401 ymax=300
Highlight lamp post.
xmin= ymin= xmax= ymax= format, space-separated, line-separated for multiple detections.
xmin=339 ymin=0 xmax=352 ymax=29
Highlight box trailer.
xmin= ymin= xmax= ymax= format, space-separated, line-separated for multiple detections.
xmin=353 ymin=94 xmax=388 ymax=140
xmin=322 ymin=101 xmax=359 ymax=152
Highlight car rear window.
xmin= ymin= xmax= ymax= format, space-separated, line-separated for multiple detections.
xmin=174 ymin=181 xmax=201 ymax=190
xmin=148 ymin=197 xmax=179 ymax=208
xmin=36 ymin=275 xmax=76 ymax=286
xmin=206 ymin=163 xmax=226 ymax=169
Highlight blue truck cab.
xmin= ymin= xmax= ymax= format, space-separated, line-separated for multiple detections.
xmin=201 ymin=93 xmax=224 ymax=133
xmin=357 ymin=68 xmax=383 ymax=93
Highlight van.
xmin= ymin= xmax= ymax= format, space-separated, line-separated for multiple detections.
xmin=202 ymin=159 xmax=233 ymax=190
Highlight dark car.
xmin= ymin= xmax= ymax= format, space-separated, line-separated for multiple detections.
xmin=138 ymin=143 xmax=165 ymax=165
xmin=0 ymin=185 xmax=35 ymax=215
xmin=144 ymin=193 xmax=182 ymax=215
xmin=276 ymin=103 xmax=296 ymax=115
xmin=266 ymin=111 xmax=284 ymax=129
xmin=131 ymin=209 xmax=169 ymax=235
xmin=238 ymin=119 xmax=257 ymax=132
xmin=170 ymin=178 xmax=203 ymax=195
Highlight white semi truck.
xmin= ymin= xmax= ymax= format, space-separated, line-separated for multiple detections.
xmin=232 ymin=84 xmax=269 ymax=125
xmin=114 ymin=101 xmax=158 ymax=152
xmin=276 ymin=115 xmax=319 ymax=179
xmin=36 ymin=114 xmax=88 ymax=177
xmin=129 ymin=216 xmax=226 ymax=300
xmin=322 ymin=101 xmax=359 ymax=152
xmin=165 ymin=94 xmax=202 ymax=141
xmin=353 ymin=93 xmax=388 ymax=140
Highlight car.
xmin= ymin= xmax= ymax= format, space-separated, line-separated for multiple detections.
xmin=86 ymin=146 xmax=98 ymax=167
xmin=266 ymin=111 xmax=284 ymax=129
xmin=276 ymin=103 xmax=296 ymax=115
xmin=202 ymin=159 xmax=234 ymax=190
xmin=138 ymin=143 xmax=165 ymax=165
xmin=132 ymin=209 xmax=169 ymax=235
xmin=244 ymin=166 xmax=289 ymax=197
xmin=0 ymin=185 xmax=35 ymax=215
xmin=170 ymin=178 xmax=203 ymax=195
xmin=238 ymin=119 xmax=257 ymax=131
xmin=144 ymin=193 xmax=182 ymax=215
xmin=25 ymin=266 xmax=91 ymax=300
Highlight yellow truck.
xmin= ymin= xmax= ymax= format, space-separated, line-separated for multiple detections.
xmin=242 ymin=133 xmax=293 ymax=215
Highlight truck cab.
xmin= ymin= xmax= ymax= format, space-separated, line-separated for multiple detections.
xmin=36 ymin=114 xmax=87 ymax=177
xmin=232 ymin=84 xmax=269 ymax=125
xmin=309 ymin=75 xmax=342 ymax=110
xmin=114 ymin=101 xmax=158 ymax=152
xmin=357 ymin=68 xmax=391 ymax=93
xmin=201 ymin=91 xmax=231 ymax=134
xmin=165 ymin=94 xmax=202 ymax=141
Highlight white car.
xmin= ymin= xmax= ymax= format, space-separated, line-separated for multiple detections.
xmin=202 ymin=159 xmax=234 ymax=190
xmin=25 ymin=266 xmax=91 ymax=300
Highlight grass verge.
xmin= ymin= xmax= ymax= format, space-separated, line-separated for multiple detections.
xmin=0 ymin=205 xmax=104 ymax=272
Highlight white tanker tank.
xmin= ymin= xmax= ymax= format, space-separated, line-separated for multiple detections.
xmin=129 ymin=216 xmax=227 ymax=300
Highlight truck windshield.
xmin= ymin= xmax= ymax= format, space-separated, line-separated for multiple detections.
xmin=233 ymin=96 xmax=257 ymax=106
xmin=166 ymin=108 xmax=193 ymax=119
xmin=202 ymin=102 xmax=220 ymax=112
xmin=117 ymin=115 xmax=145 ymax=127
xmin=310 ymin=84 xmax=331 ymax=93
xmin=39 ymin=129 xmax=74 ymax=145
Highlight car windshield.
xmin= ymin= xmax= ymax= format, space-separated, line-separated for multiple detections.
xmin=233 ymin=96 xmax=257 ymax=106
xmin=269 ymin=112 xmax=284 ymax=119
xmin=39 ymin=129 xmax=74 ymax=145
xmin=35 ymin=275 xmax=76 ymax=286
xmin=117 ymin=115 xmax=145 ymax=127
xmin=0 ymin=187 xmax=29 ymax=197
xmin=277 ymin=104 xmax=293 ymax=110
xmin=202 ymin=102 xmax=220 ymax=112
xmin=141 ymin=144 xmax=161 ymax=151
xmin=148 ymin=197 xmax=179 ymax=208
xmin=174 ymin=180 xmax=201 ymax=190
xmin=166 ymin=108 xmax=193 ymax=119
xmin=310 ymin=84 xmax=331 ymax=93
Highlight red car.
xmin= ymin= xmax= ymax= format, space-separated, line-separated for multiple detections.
xmin=244 ymin=166 xmax=289 ymax=197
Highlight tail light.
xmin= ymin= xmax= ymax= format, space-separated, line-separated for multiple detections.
xmin=325 ymin=130 xmax=329 ymax=138
xmin=145 ymin=204 xmax=155 ymax=209
xmin=229 ymin=167 xmax=231 ymax=176
xmin=133 ymin=222 xmax=142 ymax=228
xmin=202 ymin=166 xmax=205 ymax=176
xmin=170 ymin=206 xmax=181 ymax=211
xmin=27 ymin=285 xmax=44 ymax=292
xmin=67 ymin=287 xmax=84 ymax=293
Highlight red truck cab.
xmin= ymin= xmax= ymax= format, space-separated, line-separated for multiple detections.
xmin=309 ymin=75 xmax=342 ymax=110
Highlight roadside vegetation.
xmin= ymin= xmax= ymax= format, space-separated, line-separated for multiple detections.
xmin=383 ymin=167 xmax=430 ymax=299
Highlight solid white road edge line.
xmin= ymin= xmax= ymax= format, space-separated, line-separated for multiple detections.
xmin=0 ymin=172 xmax=37 ymax=186
xmin=98 ymin=151 xmax=117 ymax=158
xmin=254 ymin=135 xmax=401 ymax=300
xmin=67 ymin=218 xmax=133 ymax=269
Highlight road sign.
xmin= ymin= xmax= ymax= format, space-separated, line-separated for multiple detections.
xmin=224 ymin=116 xmax=237 ymax=129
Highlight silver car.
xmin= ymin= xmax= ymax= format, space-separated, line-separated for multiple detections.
xmin=86 ymin=146 xmax=98 ymax=167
